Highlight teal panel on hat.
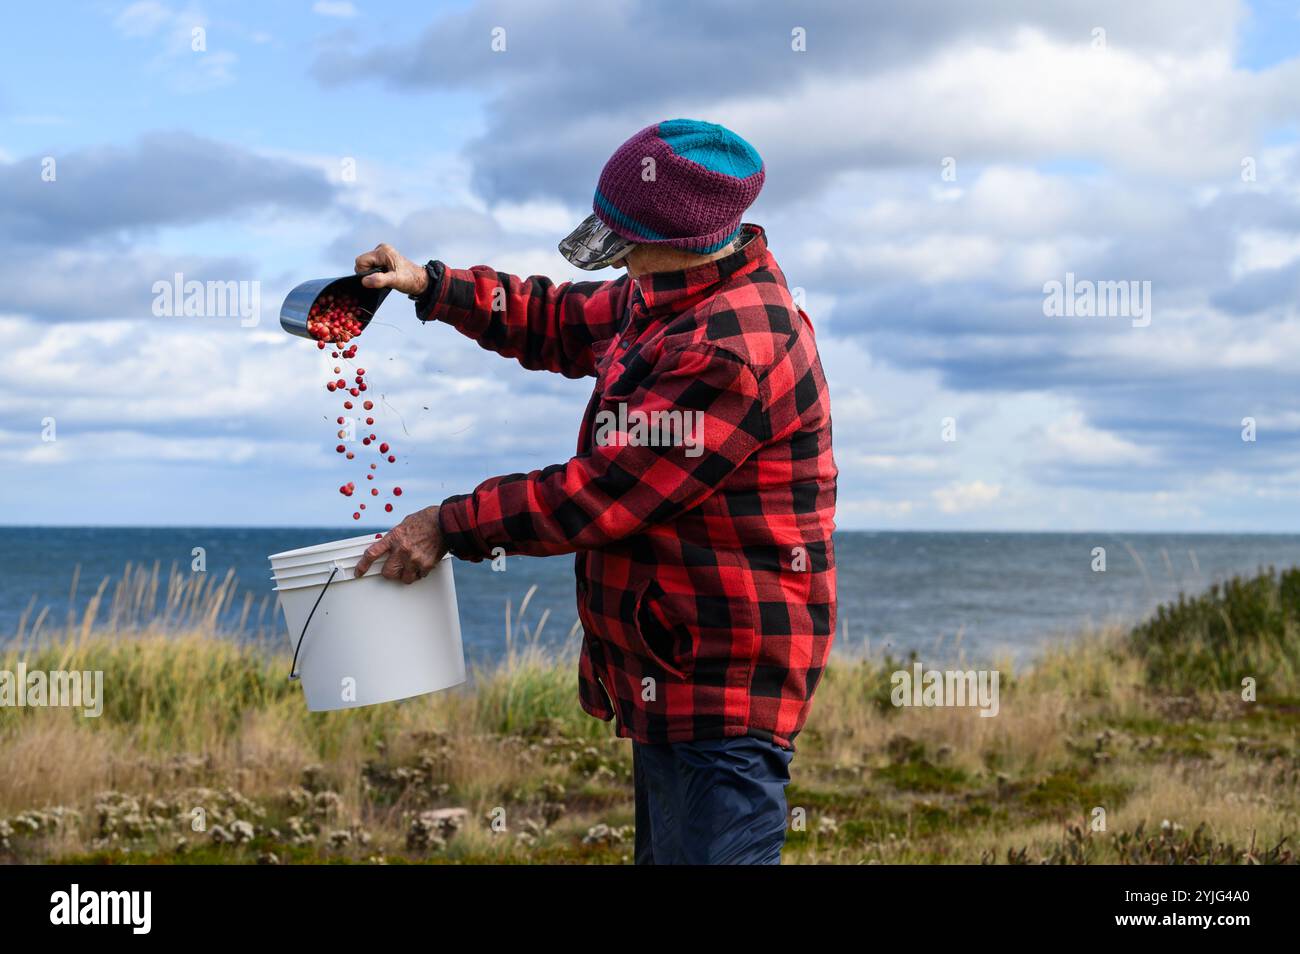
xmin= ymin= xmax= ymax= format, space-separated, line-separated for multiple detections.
xmin=658 ymin=119 xmax=763 ymax=179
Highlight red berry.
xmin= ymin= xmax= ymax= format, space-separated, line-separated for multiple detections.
xmin=357 ymin=368 xmax=366 ymax=375
xmin=346 ymin=452 xmax=355 ymax=460
xmin=337 ymin=417 xmax=345 ymax=425
xmin=359 ymin=383 xmax=367 ymax=391
xmin=336 ymin=444 xmax=345 ymax=453
xmin=353 ymin=512 xmax=360 ymax=520
xmin=371 ymin=488 xmax=378 ymax=496
xmin=350 ymin=388 xmax=360 ymax=396
xmin=363 ymin=437 xmax=371 ymax=445
xmin=387 ymin=455 xmax=395 ymax=463
xmin=384 ymin=503 xmax=393 ymax=513
xmin=365 ymin=417 xmax=374 ymax=425
xmin=393 ymin=487 xmax=402 ymax=496
xmin=363 ymin=401 xmax=374 ymax=410
xmin=326 ymin=382 xmax=337 ymax=392
xmin=344 ymin=401 xmax=353 ymax=409
xmin=379 ymin=443 xmax=389 ymax=454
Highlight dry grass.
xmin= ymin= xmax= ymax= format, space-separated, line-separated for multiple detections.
xmin=0 ymin=567 xmax=1297 ymax=864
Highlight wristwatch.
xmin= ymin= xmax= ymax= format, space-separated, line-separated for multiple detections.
xmin=410 ymin=260 xmax=445 ymax=320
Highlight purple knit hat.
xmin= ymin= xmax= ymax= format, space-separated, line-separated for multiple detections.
xmin=558 ymin=119 xmax=765 ymax=269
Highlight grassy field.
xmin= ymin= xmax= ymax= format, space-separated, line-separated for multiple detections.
xmin=1 ymin=564 xmax=1298 ymax=864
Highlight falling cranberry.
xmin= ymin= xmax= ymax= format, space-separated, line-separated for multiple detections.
xmin=393 ymin=487 xmax=402 ymax=497
xmin=306 ymin=299 xmax=398 ymax=522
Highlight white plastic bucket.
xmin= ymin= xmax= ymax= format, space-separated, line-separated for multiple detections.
xmin=270 ymin=538 xmax=376 ymax=571
xmin=269 ymin=533 xmax=465 ymax=712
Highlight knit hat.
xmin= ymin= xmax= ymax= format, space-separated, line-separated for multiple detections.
xmin=558 ymin=119 xmax=765 ymax=270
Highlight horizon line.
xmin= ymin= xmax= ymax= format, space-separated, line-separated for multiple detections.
xmin=2 ymin=524 xmax=1300 ymax=537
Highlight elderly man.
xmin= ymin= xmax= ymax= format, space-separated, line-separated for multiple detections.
xmin=353 ymin=119 xmax=837 ymax=864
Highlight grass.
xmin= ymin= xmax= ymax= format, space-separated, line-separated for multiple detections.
xmin=0 ymin=565 xmax=1297 ymax=864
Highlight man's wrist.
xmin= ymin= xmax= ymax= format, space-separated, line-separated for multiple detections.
xmin=410 ymin=261 xmax=444 ymax=320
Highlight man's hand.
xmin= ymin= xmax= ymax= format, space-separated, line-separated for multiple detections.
xmin=354 ymin=506 xmax=447 ymax=584
xmin=354 ymin=243 xmax=429 ymax=297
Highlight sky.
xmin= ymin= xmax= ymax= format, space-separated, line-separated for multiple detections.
xmin=4 ymin=0 xmax=1300 ymax=532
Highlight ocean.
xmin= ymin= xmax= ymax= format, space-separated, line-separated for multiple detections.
xmin=3 ymin=527 xmax=1298 ymax=668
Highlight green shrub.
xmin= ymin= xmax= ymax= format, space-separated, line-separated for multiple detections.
xmin=1129 ymin=566 xmax=1300 ymax=695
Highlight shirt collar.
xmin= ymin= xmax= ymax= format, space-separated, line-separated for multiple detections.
xmin=631 ymin=224 xmax=769 ymax=315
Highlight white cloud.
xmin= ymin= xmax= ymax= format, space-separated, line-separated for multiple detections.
xmin=716 ymin=28 xmax=1290 ymax=184
xmin=1232 ymin=229 xmax=1300 ymax=276
xmin=312 ymin=1 xmax=358 ymax=17
xmin=1035 ymin=411 xmax=1156 ymax=466
xmin=111 ymin=2 xmax=238 ymax=91
xmin=113 ymin=1 xmax=172 ymax=37
xmin=933 ymin=480 xmax=1002 ymax=514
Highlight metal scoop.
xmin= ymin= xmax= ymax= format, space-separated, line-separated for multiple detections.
xmin=279 ymin=267 xmax=392 ymax=341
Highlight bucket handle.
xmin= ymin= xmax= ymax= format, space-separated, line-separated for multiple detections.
xmin=288 ymin=564 xmax=342 ymax=681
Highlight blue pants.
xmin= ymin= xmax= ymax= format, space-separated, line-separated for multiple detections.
xmin=632 ymin=737 xmax=793 ymax=865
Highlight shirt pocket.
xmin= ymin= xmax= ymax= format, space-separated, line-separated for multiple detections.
xmin=632 ymin=579 xmax=696 ymax=679
xmin=631 ymin=577 xmax=758 ymax=685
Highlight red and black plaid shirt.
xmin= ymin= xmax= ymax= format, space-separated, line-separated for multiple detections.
xmin=421 ymin=225 xmax=836 ymax=748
